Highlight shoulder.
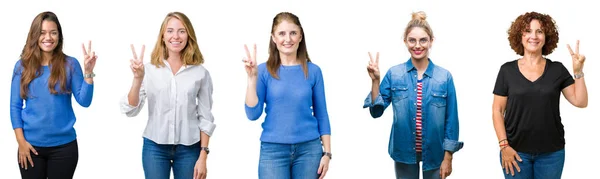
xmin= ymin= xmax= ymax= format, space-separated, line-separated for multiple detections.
xmin=13 ymin=59 xmax=23 ymax=73
xmin=65 ymin=55 xmax=80 ymax=65
xmin=386 ymin=62 xmax=408 ymax=76
xmin=431 ymin=63 xmax=453 ymax=81
xmin=546 ymin=58 xmax=566 ymax=67
xmin=500 ymin=60 xmax=518 ymax=69
xmin=307 ymin=62 xmax=322 ymax=73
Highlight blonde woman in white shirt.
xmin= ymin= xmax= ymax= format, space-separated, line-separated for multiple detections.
xmin=120 ymin=12 xmax=215 ymax=179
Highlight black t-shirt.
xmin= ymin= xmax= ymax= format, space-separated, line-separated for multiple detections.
xmin=493 ymin=59 xmax=575 ymax=153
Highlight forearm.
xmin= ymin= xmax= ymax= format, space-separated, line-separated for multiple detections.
xmin=127 ymin=78 xmax=143 ymax=106
xmin=245 ymin=76 xmax=258 ymax=107
xmin=574 ymin=77 xmax=588 ymax=107
xmin=370 ymin=80 xmax=380 ymax=104
xmin=199 ymin=131 xmax=210 ymax=160
xmin=444 ymin=151 xmax=453 ymax=160
xmin=14 ymin=128 xmax=26 ymax=144
xmin=492 ymin=111 xmax=508 ymax=142
xmin=321 ymin=135 xmax=331 ymax=153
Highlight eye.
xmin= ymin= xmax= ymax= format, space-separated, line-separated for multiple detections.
xmin=536 ymin=29 xmax=544 ymax=34
xmin=51 ymin=31 xmax=58 ymax=36
xmin=290 ymin=31 xmax=297 ymax=35
xmin=419 ymin=38 xmax=428 ymax=44
xmin=408 ymin=39 xmax=416 ymax=43
xmin=278 ymin=31 xmax=285 ymax=36
xmin=179 ymin=30 xmax=186 ymax=34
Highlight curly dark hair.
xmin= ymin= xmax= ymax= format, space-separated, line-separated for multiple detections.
xmin=507 ymin=11 xmax=559 ymax=56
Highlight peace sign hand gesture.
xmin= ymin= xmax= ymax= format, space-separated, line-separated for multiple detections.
xmin=367 ymin=52 xmax=380 ymax=81
xmin=242 ymin=44 xmax=258 ymax=77
xmin=81 ymin=41 xmax=97 ymax=74
xmin=130 ymin=44 xmax=145 ymax=79
xmin=567 ymin=40 xmax=586 ymax=74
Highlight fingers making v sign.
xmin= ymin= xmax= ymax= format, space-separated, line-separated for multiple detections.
xmin=367 ymin=52 xmax=380 ymax=81
xmin=130 ymin=44 xmax=146 ymax=79
xmin=81 ymin=40 xmax=97 ymax=74
xmin=242 ymin=44 xmax=258 ymax=77
xmin=567 ymin=40 xmax=586 ymax=75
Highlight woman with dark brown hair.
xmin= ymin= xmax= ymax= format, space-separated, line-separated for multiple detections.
xmin=10 ymin=11 xmax=97 ymax=179
xmin=243 ymin=12 xmax=332 ymax=179
xmin=492 ymin=11 xmax=588 ymax=179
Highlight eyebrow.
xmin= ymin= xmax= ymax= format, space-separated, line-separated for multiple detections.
xmin=167 ymin=28 xmax=186 ymax=30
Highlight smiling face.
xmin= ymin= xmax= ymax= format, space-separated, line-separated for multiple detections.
xmin=404 ymin=27 xmax=432 ymax=61
xmin=162 ymin=17 xmax=188 ymax=55
xmin=271 ymin=20 xmax=303 ymax=56
xmin=521 ymin=19 xmax=545 ymax=54
xmin=38 ymin=20 xmax=59 ymax=54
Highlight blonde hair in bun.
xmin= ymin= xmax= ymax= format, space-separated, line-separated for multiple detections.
xmin=404 ymin=11 xmax=434 ymax=40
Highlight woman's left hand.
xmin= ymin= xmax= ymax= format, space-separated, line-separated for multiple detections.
xmin=567 ymin=40 xmax=586 ymax=74
xmin=317 ymin=155 xmax=330 ymax=179
xmin=193 ymin=156 xmax=207 ymax=179
xmin=82 ymin=40 xmax=97 ymax=74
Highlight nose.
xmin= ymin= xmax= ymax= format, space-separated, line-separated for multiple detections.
xmin=285 ymin=34 xmax=291 ymax=42
xmin=43 ymin=33 xmax=52 ymax=40
xmin=173 ymin=32 xmax=180 ymax=39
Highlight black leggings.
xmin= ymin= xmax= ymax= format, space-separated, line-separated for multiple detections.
xmin=19 ymin=140 xmax=79 ymax=179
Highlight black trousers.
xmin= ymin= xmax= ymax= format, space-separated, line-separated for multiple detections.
xmin=19 ymin=139 xmax=79 ymax=179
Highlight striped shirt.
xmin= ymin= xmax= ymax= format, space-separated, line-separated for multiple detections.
xmin=416 ymin=80 xmax=423 ymax=153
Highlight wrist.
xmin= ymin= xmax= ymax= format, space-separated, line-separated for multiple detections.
xmin=322 ymin=152 xmax=332 ymax=159
xmin=574 ymin=72 xmax=584 ymax=79
xmin=84 ymin=72 xmax=95 ymax=78
xmin=17 ymin=138 xmax=27 ymax=145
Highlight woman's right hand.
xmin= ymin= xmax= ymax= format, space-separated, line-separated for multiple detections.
xmin=501 ymin=146 xmax=522 ymax=176
xmin=130 ymin=44 xmax=145 ymax=79
xmin=243 ymin=44 xmax=258 ymax=78
xmin=18 ymin=140 xmax=38 ymax=170
xmin=367 ymin=52 xmax=380 ymax=81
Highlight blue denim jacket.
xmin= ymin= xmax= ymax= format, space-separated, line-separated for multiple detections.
xmin=363 ymin=58 xmax=463 ymax=171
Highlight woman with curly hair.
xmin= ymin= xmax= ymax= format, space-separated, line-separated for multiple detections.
xmin=492 ymin=11 xmax=588 ymax=179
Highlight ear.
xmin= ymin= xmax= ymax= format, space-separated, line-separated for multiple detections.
xmin=271 ymin=34 xmax=276 ymax=44
xmin=429 ymin=37 xmax=434 ymax=48
xmin=299 ymin=34 xmax=303 ymax=43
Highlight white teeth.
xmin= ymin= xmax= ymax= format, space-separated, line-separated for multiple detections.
xmin=171 ymin=42 xmax=181 ymax=44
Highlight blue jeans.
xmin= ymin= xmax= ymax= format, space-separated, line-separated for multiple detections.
xmin=142 ymin=137 xmax=200 ymax=179
xmin=394 ymin=153 xmax=441 ymax=179
xmin=258 ymin=138 xmax=323 ymax=179
xmin=499 ymin=149 xmax=565 ymax=179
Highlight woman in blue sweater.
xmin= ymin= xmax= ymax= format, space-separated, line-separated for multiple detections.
xmin=10 ymin=11 xmax=96 ymax=179
xmin=243 ymin=12 xmax=332 ymax=179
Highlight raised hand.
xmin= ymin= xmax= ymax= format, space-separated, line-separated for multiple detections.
xmin=242 ymin=44 xmax=258 ymax=77
xmin=130 ymin=44 xmax=145 ymax=79
xmin=567 ymin=40 xmax=586 ymax=74
xmin=367 ymin=52 xmax=380 ymax=81
xmin=81 ymin=40 xmax=97 ymax=74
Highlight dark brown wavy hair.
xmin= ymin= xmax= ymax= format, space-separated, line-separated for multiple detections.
xmin=507 ymin=11 xmax=559 ymax=56
xmin=267 ymin=12 xmax=311 ymax=79
xmin=20 ymin=11 xmax=68 ymax=99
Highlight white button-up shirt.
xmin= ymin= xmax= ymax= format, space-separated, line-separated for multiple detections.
xmin=120 ymin=60 xmax=215 ymax=145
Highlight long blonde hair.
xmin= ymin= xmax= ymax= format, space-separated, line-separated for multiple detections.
xmin=150 ymin=12 xmax=204 ymax=67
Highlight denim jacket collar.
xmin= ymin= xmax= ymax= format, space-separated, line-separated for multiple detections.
xmin=404 ymin=58 xmax=436 ymax=78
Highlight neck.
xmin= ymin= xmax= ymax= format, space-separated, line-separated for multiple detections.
xmin=42 ymin=51 xmax=53 ymax=66
xmin=411 ymin=56 xmax=429 ymax=71
xmin=280 ymin=53 xmax=299 ymax=66
xmin=521 ymin=51 xmax=544 ymax=65
xmin=167 ymin=51 xmax=182 ymax=64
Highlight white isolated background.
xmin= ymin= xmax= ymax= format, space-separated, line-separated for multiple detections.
xmin=0 ymin=0 xmax=597 ymax=178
